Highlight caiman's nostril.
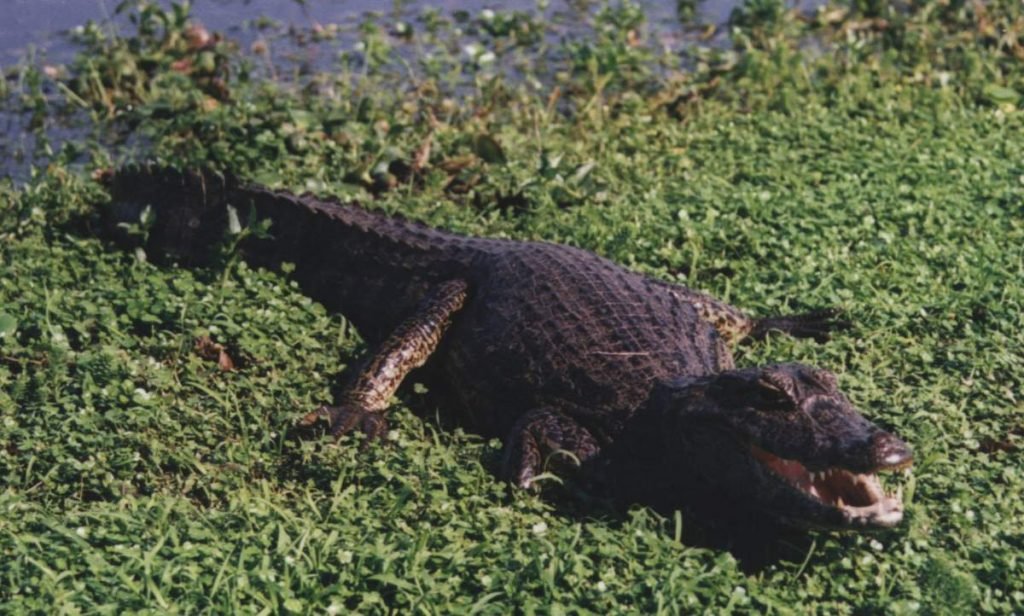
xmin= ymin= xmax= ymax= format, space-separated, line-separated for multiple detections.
xmin=882 ymin=451 xmax=907 ymax=466
xmin=871 ymin=431 xmax=913 ymax=469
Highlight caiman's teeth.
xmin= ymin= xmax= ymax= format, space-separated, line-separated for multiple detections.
xmin=753 ymin=446 xmax=908 ymax=527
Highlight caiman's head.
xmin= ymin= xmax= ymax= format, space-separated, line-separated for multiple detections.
xmin=650 ymin=363 xmax=912 ymax=530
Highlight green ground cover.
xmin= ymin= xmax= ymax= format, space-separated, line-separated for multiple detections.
xmin=1 ymin=1 xmax=1023 ymax=612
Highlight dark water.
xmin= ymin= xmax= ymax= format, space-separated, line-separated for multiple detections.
xmin=0 ymin=1 xmax=826 ymax=182
xmin=0 ymin=0 xmax=792 ymax=63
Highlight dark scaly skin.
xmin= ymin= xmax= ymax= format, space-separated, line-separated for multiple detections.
xmin=101 ymin=165 xmax=912 ymax=531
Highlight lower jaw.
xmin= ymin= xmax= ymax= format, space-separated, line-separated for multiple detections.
xmin=768 ymin=497 xmax=904 ymax=531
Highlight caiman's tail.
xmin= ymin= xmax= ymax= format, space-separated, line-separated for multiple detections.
xmin=99 ymin=164 xmax=240 ymax=264
xmin=99 ymin=163 xmax=464 ymax=268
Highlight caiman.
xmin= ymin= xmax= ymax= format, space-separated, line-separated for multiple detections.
xmin=101 ymin=165 xmax=913 ymax=530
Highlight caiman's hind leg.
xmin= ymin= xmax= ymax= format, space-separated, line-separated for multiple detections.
xmin=502 ymin=409 xmax=600 ymax=489
xmin=299 ymin=279 xmax=468 ymax=443
xmin=659 ymin=282 xmax=848 ymax=344
xmin=747 ymin=308 xmax=849 ymax=343
xmin=695 ymin=298 xmax=848 ymax=345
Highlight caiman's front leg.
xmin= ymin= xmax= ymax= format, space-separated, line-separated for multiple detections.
xmin=299 ymin=279 xmax=468 ymax=442
xmin=502 ymin=409 xmax=600 ymax=489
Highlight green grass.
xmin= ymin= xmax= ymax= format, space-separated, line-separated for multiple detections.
xmin=2 ymin=1 xmax=1024 ymax=612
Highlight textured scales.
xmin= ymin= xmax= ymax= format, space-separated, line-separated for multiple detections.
xmin=102 ymin=165 xmax=911 ymax=531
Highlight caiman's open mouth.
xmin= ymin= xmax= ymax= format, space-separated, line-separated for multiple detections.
xmin=751 ymin=445 xmax=911 ymax=528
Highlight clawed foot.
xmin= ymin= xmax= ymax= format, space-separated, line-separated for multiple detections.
xmin=501 ymin=409 xmax=600 ymax=490
xmin=751 ymin=308 xmax=851 ymax=343
xmin=298 ymin=404 xmax=389 ymax=444
xmin=501 ymin=436 xmax=594 ymax=490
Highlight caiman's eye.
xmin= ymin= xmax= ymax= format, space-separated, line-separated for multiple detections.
xmin=757 ymin=377 xmax=793 ymax=409
xmin=796 ymin=367 xmax=838 ymax=392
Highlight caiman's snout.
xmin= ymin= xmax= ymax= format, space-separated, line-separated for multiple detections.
xmin=870 ymin=431 xmax=913 ymax=470
xmin=753 ymin=428 xmax=912 ymax=529
xmin=843 ymin=430 xmax=913 ymax=475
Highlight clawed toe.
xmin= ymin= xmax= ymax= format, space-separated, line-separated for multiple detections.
xmin=796 ymin=308 xmax=851 ymax=343
xmin=752 ymin=308 xmax=851 ymax=343
xmin=502 ymin=447 xmax=541 ymax=490
xmin=298 ymin=404 xmax=389 ymax=444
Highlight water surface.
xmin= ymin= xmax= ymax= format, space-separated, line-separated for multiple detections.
xmin=0 ymin=0 xmax=826 ymax=182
